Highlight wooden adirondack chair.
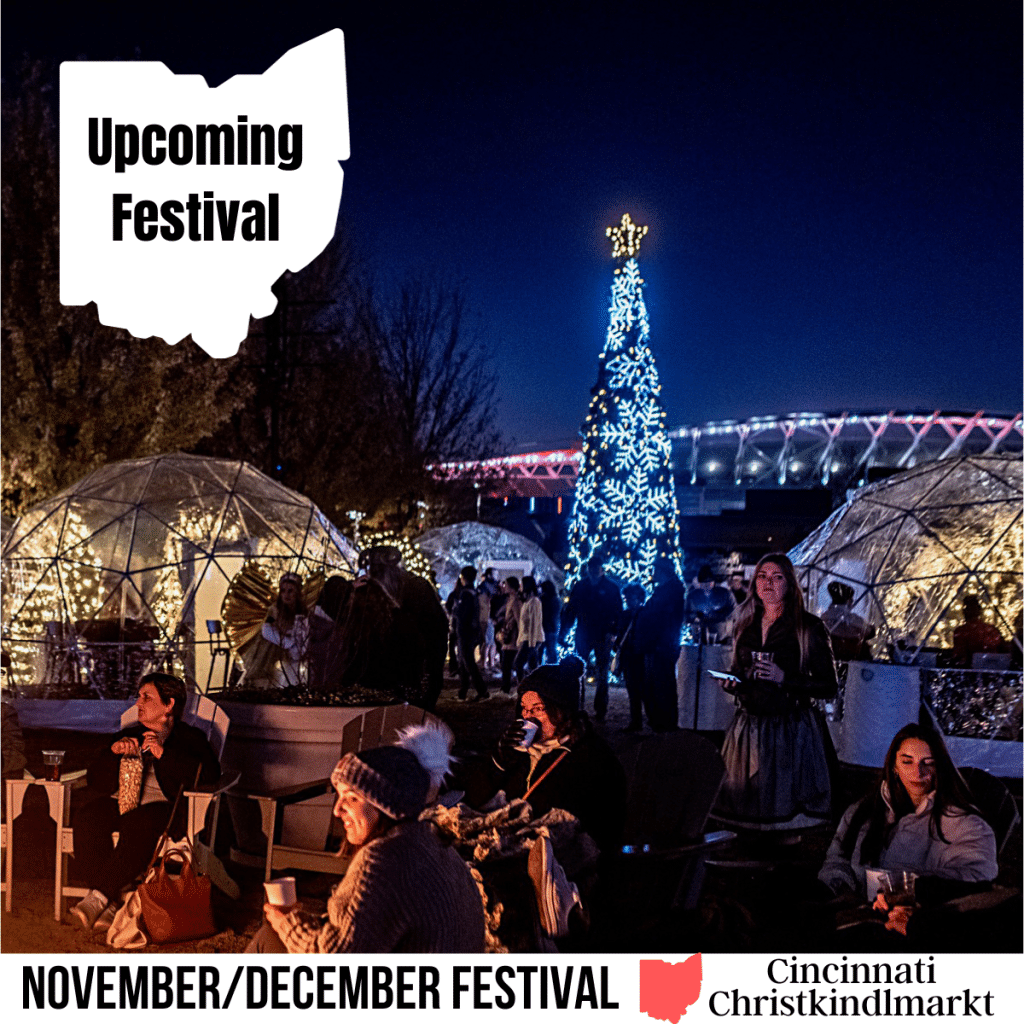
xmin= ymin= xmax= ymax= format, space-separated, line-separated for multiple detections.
xmin=593 ymin=730 xmax=736 ymax=945
xmin=245 ymin=703 xmax=439 ymax=881
xmin=50 ymin=694 xmax=241 ymax=921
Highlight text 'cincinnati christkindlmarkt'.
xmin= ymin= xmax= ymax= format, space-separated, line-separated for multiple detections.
xmin=708 ymin=957 xmax=996 ymax=1017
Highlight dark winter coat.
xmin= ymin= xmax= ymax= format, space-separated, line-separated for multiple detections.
xmin=634 ymin=574 xmax=688 ymax=653
xmin=452 ymin=583 xmax=482 ymax=646
xmin=88 ymin=719 xmax=220 ymax=833
xmin=731 ymin=611 xmax=837 ymax=716
xmin=493 ymin=722 xmax=627 ymax=853
xmin=561 ymin=576 xmax=622 ymax=640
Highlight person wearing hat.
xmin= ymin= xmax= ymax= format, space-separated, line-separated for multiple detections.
xmin=684 ymin=565 xmax=735 ymax=640
xmin=248 ymin=727 xmax=485 ymax=954
xmin=489 ymin=657 xmax=627 ymax=854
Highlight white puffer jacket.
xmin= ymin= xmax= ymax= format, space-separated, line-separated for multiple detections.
xmin=818 ymin=782 xmax=998 ymax=897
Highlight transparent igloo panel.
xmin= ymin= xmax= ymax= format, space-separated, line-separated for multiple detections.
xmin=909 ymin=459 xmax=1019 ymax=510
xmin=823 ymin=502 xmax=905 ymax=556
xmin=790 ymin=455 xmax=1022 ymax=655
xmin=1 ymin=454 xmax=357 ymax=693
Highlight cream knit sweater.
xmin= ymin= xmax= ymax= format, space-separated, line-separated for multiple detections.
xmin=278 ymin=820 xmax=485 ymax=953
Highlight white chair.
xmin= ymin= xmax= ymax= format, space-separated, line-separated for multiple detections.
xmin=5 ymin=775 xmax=76 ymax=921
xmin=51 ymin=693 xmax=240 ymax=921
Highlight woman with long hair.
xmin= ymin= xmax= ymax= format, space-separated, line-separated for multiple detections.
xmin=244 ymin=572 xmax=310 ymax=686
xmin=514 ymin=576 xmax=545 ymax=683
xmin=714 ymin=553 xmax=839 ymax=831
xmin=818 ymin=722 xmax=997 ymax=904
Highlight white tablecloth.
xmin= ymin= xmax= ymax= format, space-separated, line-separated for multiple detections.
xmin=676 ymin=643 xmax=737 ymax=730
xmin=838 ymin=661 xmax=1022 ymax=777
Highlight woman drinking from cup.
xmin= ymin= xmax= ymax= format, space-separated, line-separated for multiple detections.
xmin=818 ymin=722 xmax=998 ymax=926
xmin=490 ymin=657 xmax=627 ymax=853
xmin=714 ymin=553 xmax=839 ymax=832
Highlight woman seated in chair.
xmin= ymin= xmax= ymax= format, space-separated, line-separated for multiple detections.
xmin=817 ymin=722 xmax=998 ymax=932
xmin=70 ymin=672 xmax=220 ymax=932
xmin=486 ymin=657 xmax=627 ymax=854
xmin=248 ymin=729 xmax=485 ymax=953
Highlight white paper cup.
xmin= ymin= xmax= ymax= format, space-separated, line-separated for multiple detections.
xmin=264 ymin=877 xmax=297 ymax=906
xmin=515 ymin=720 xmax=540 ymax=751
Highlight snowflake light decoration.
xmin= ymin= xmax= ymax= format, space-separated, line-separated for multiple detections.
xmin=564 ymin=217 xmax=682 ymax=595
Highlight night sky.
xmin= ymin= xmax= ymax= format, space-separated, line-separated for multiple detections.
xmin=5 ymin=1 xmax=1020 ymax=453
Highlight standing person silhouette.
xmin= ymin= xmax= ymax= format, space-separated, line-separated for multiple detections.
xmin=715 ymin=553 xmax=838 ymax=833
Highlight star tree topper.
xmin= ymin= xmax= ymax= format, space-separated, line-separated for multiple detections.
xmin=606 ymin=213 xmax=648 ymax=261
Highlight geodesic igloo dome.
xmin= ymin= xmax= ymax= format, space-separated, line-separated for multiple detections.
xmin=417 ymin=521 xmax=563 ymax=599
xmin=788 ymin=454 xmax=1022 ymax=658
xmin=1 ymin=454 xmax=357 ymax=694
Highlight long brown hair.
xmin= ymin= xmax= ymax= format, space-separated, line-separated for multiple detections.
xmin=733 ymin=553 xmax=812 ymax=668
xmin=841 ymin=722 xmax=978 ymax=865
xmin=272 ymin=577 xmax=308 ymax=633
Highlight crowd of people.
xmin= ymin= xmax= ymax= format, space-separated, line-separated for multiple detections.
xmin=50 ymin=550 xmax=1017 ymax=955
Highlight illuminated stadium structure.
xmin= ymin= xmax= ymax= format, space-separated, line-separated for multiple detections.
xmin=442 ymin=410 xmax=1023 ymax=504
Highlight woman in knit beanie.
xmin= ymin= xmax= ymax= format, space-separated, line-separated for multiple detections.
xmin=489 ymin=657 xmax=627 ymax=853
xmin=248 ymin=722 xmax=484 ymax=954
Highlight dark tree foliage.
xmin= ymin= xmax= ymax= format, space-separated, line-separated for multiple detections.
xmin=2 ymin=61 xmax=503 ymax=528
xmin=1 ymin=59 xmax=242 ymax=516
xmin=194 ymin=228 xmax=397 ymax=519
xmin=359 ymin=280 xmax=503 ymax=527
xmin=202 ymin=267 xmax=505 ymax=530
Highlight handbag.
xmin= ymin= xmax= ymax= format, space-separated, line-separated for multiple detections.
xmin=138 ymin=847 xmax=216 ymax=944
xmin=107 ymin=835 xmax=191 ymax=948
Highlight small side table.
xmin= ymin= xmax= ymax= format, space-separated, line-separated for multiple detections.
xmin=4 ymin=777 xmax=82 ymax=921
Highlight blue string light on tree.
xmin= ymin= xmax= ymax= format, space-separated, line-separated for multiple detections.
xmin=564 ymin=214 xmax=682 ymax=597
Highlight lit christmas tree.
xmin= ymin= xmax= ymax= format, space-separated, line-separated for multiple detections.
xmin=564 ymin=213 xmax=682 ymax=592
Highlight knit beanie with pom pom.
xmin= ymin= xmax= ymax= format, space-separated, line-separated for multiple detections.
xmin=331 ymin=747 xmax=430 ymax=820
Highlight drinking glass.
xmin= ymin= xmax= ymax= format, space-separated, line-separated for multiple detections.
xmin=42 ymin=750 xmax=65 ymax=782
xmin=880 ymin=870 xmax=917 ymax=907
